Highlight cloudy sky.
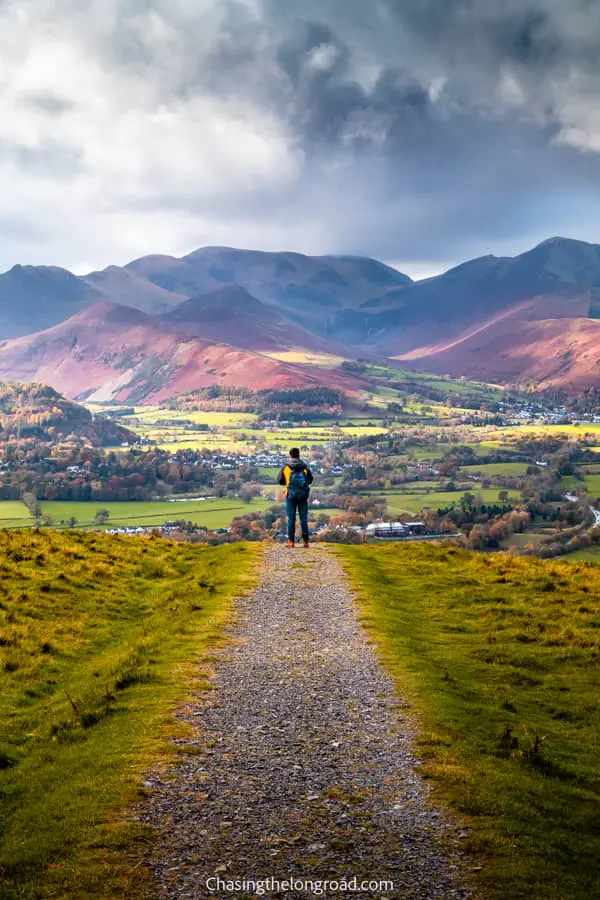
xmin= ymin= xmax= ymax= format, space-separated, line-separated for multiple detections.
xmin=3 ymin=0 xmax=600 ymax=278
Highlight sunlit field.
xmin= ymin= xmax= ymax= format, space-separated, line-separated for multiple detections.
xmin=0 ymin=501 xmax=33 ymax=528
xmin=39 ymin=498 xmax=271 ymax=530
xmin=261 ymin=350 xmax=346 ymax=367
xmin=0 ymin=499 xmax=270 ymax=531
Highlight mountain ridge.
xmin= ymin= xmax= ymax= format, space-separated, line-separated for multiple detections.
xmin=2 ymin=237 xmax=600 ymax=389
xmin=0 ymin=300 xmax=364 ymax=403
xmin=159 ymin=284 xmax=347 ymax=354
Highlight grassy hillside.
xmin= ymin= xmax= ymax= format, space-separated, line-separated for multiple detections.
xmin=0 ymin=530 xmax=260 ymax=898
xmin=337 ymin=543 xmax=600 ymax=900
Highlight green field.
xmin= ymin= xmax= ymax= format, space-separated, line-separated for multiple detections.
xmin=95 ymin=406 xmax=263 ymax=453
xmin=0 ymin=530 xmax=260 ymax=897
xmin=0 ymin=499 xmax=272 ymax=531
xmin=564 ymin=546 xmax=600 ymax=563
xmin=258 ymin=466 xmax=280 ymax=479
xmin=562 ymin=474 xmax=600 ymax=497
xmin=364 ymin=365 xmax=504 ymax=398
xmin=383 ymin=481 xmax=444 ymax=492
xmin=38 ymin=498 xmax=271 ymax=530
xmin=578 ymin=475 xmax=600 ymax=497
xmin=384 ymin=488 xmax=521 ymax=516
xmin=338 ymin=543 xmax=600 ymax=900
xmin=88 ymin=406 xmax=259 ymax=428
xmin=0 ymin=501 xmax=33 ymax=528
xmin=134 ymin=409 xmax=259 ymax=426
xmin=462 ymin=462 xmax=530 ymax=476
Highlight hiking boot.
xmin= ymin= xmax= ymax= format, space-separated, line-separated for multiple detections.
xmin=286 ymin=540 xmax=294 ymax=548
xmin=303 ymin=540 xmax=309 ymax=549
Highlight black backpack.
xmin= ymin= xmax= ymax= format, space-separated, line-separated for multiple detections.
xmin=288 ymin=467 xmax=310 ymax=501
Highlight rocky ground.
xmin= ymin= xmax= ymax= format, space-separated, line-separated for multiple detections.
xmin=142 ymin=545 xmax=471 ymax=899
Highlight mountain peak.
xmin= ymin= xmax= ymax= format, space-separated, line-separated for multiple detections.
xmin=7 ymin=263 xmax=77 ymax=279
xmin=67 ymin=300 xmax=155 ymax=331
xmin=533 ymin=235 xmax=596 ymax=250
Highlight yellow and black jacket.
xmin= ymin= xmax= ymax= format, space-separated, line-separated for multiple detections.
xmin=278 ymin=458 xmax=314 ymax=495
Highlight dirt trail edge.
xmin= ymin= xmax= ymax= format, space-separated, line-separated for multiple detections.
xmin=142 ymin=545 xmax=471 ymax=899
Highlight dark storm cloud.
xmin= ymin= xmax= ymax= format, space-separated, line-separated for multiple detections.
xmin=3 ymin=0 xmax=600 ymax=273
xmin=392 ymin=0 xmax=581 ymax=64
xmin=238 ymin=0 xmax=600 ymax=260
xmin=272 ymin=20 xmax=432 ymax=151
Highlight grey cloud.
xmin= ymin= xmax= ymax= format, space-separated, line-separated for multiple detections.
xmin=20 ymin=92 xmax=76 ymax=116
xmin=2 ymin=0 xmax=600 ymax=273
xmin=274 ymin=21 xmax=432 ymax=150
xmin=0 ymin=141 xmax=82 ymax=179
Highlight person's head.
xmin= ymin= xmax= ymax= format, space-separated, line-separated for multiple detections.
xmin=289 ymin=447 xmax=300 ymax=459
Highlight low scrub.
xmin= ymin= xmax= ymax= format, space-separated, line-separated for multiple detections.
xmin=337 ymin=543 xmax=600 ymax=900
xmin=0 ymin=529 xmax=260 ymax=898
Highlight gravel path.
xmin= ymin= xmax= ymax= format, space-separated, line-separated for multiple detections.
xmin=142 ymin=545 xmax=471 ymax=899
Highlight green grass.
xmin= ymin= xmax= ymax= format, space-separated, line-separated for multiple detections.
xmin=337 ymin=543 xmax=600 ymax=900
xmin=258 ymin=467 xmax=280 ymax=479
xmin=37 ymin=498 xmax=271 ymax=530
xmin=0 ymin=530 xmax=260 ymax=898
xmin=381 ymin=481 xmax=444 ymax=492
xmin=364 ymin=365 xmax=504 ymax=399
xmin=462 ymin=462 xmax=530 ymax=476
xmin=564 ymin=546 xmax=600 ymax=563
xmin=561 ymin=475 xmax=600 ymax=498
xmin=579 ymin=475 xmax=600 ymax=497
xmin=0 ymin=501 xmax=33 ymax=528
xmin=384 ymin=488 xmax=521 ymax=516
xmin=129 ymin=408 xmax=259 ymax=427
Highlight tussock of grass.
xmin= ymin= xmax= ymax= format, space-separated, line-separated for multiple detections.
xmin=0 ymin=529 xmax=260 ymax=898
xmin=337 ymin=543 xmax=600 ymax=900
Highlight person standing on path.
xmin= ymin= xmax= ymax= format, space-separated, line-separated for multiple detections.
xmin=278 ymin=447 xmax=313 ymax=547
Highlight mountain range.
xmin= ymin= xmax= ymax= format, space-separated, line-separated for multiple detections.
xmin=2 ymin=237 xmax=600 ymax=399
xmin=0 ymin=301 xmax=362 ymax=404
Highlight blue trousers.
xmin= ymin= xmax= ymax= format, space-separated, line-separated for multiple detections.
xmin=286 ymin=495 xmax=309 ymax=542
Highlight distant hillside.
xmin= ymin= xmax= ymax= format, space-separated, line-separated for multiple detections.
xmin=361 ymin=238 xmax=600 ymax=353
xmin=0 ymin=265 xmax=102 ymax=339
xmin=358 ymin=237 xmax=600 ymax=389
xmin=4 ymin=237 xmax=600 ymax=389
xmin=0 ymin=303 xmax=363 ymax=403
xmin=397 ymin=309 xmax=600 ymax=390
xmin=160 ymin=285 xmax=346 ymax=354
xmin=0 ymin=247 xmax=410 ymax=348
xmin=124 ymin=247 xmax=411 ymax=331
xmin=83 ymin=265 xmax=187 ymax=315
xmin=0 ymin=382 xmax=136 ymax=445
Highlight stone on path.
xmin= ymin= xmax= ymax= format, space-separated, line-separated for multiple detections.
xmin=143 ymin=545 xmax=470 ymax=899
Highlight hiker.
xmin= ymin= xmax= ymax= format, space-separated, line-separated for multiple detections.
xmin=278 ymin=448 xmax=314 ymax=548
